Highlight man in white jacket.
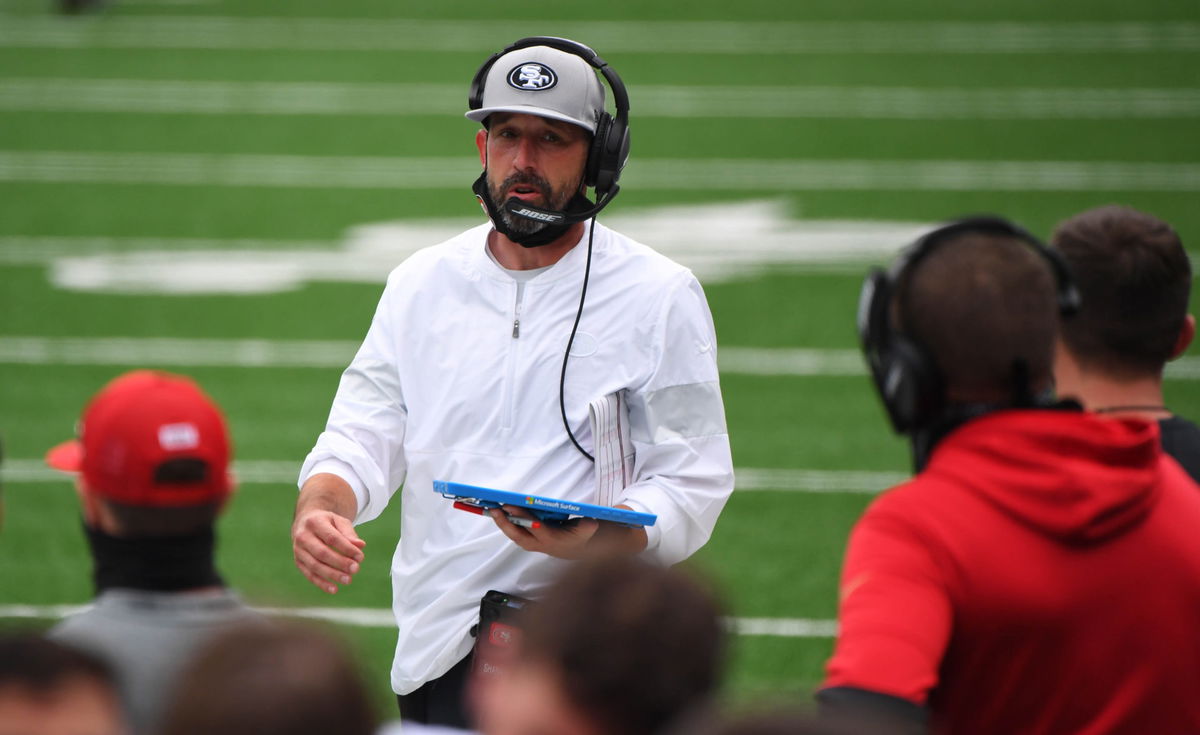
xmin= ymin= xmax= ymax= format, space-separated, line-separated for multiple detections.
xmin=291 ymin=37 xmax=734 ymax=729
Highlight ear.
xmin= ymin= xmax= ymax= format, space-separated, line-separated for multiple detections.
xmin=476 ymin=129 xmax=488 ymax=168
xmin=1170 ymin=314 xmax=1195 ymax=360
xmin=75 ymin=479 xmax=104 ymax=528
xmin=217 ymin=472 xmax=239 ymax=515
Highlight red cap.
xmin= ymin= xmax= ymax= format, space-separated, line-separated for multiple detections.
xmin=45 ymin=370 xmax=232 ymax=507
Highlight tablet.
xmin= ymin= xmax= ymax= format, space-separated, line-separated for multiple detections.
xmin=433 ymin=480 xmax=657 ymax=529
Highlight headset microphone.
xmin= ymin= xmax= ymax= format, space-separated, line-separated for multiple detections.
xmin=505 ymin=185 xmax=620 ymax=226
xmin=470 ymin=174 xmax=598 ymax=248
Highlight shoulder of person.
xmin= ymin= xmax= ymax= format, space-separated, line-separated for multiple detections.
xmin=595 ymin=223 xmax=699 ymax=291
xmin=383 ymin=222 xmax=492 ymax=287
xmin=858 ymin=474 xmax=945 ymax=526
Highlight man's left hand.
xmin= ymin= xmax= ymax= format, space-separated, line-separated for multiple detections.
xmin=490 ymin=504 xmax=647 ymax=558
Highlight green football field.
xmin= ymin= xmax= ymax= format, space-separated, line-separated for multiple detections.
xmin=1 ymin=0 xmax=1198 ymax=721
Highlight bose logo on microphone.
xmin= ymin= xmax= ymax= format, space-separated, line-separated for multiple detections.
xmin=511 ymin=207 xmax=563 ymax=223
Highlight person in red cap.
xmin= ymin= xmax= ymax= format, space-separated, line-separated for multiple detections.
xmin=44 ymin=370 xmax=261 ymax=735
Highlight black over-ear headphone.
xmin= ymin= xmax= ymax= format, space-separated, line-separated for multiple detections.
xmin=468 ymin=36 xmax=631 ymax=197
xmin=857 ymin=215 xmax=1081 ymax=434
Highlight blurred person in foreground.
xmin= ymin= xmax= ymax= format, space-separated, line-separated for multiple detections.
xmin=1050 ymin=204 xmax=1200 ymax=482
xmin=292 ymin=35 xmax=732 ymax=728
xmin=45 ymin=370 xmax=260 ymax=735
xmin=700 ymin=710 xmax=860 ymax=735
xmin=473 ymin=554 xmax=725 ymax=735
xmin=0 ymin=632 xmax=126 ymax=735
xmin=159 ymin=622 xmax=376 ymax=735
xmin=818 ymin=217 xmax=1200 ymax=734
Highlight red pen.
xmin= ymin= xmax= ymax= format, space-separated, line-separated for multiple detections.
xmin=453 ymin=501 xmax=541 ymax=529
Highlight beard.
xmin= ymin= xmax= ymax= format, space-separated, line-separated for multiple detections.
xmin=488 ymin=171 xmax=576 ymax=235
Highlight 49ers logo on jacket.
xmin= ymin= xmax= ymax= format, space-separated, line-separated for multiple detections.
xmin=507 ymin=63 xmax=557 ymax=91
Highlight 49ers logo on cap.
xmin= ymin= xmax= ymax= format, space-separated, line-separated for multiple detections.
xmin=507 ymin=62 xmax=557 ymax=91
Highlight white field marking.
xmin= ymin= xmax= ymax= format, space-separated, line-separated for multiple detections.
xmin=5 ymin=210 xmax=1196 ymax=293
xmin=634 ymin=159 xmax=1200 ymax=192
xmin=3 ymin=78 xmax=1199 ymax=119
xmin=734 ymin=468 xmax=909 ymax=493
xmin=718 ymin=348 xmax=868 ymax=377
xmin=0 ymin=236 xmax=333 ymax=265
xmin=0 ymin=337 xmax=360 ymax=368
xmin=732 ymin=617 xmax=839 ymax=638
xmin=0 ymin=338 xmax=867 ymax=375
xmin=0 ymin=17 xmax=1196 ymax=53
xmin=3 ymin=152 xmax=1198 ymax=192
xmin=4 ymin=458 xmax=904 ymax=492
xmin=0 ymin=337 xmax=1197 ymax=380
xmin=0 ymin=602 xmax=836 ymax=637
xmin=22 ymin=202 xmax=929 ymax=292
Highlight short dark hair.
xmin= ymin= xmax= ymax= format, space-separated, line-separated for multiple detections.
xmin=520 ymin=555 xmax=726 ymax=735
xmin=898 ymin=231 xmax=1059 ymax=403
xmin=1052 ymin=205 xmax=1190 ymax=377
xmin=0 ymin=632 xmax=116 ymax=695
xmin=103 ymin=458 xmax=221 ymax=537
xmin=102 ymin=500 xmax=221 ymax=538
xmin=160 ymin=623 xmax=377 ymax=735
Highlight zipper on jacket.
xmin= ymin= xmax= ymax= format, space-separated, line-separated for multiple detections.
xmin=501 ymin=282 xmax=523 ymax=430
xmin=511 ymin=284 xmax=523 ymax=339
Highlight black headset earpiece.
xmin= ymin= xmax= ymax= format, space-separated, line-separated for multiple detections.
xmin=858 ymin=265 xmax=945 ymax=434
xmin=858 ymin=215 xmax=1080 ymax=435
xmin=589 ymin=109 xmax=629 ymax=194
xmin=468 ymin=35 xmax=631 ymax=197
xmin=586 ymin=111 xmax=612 ymax=190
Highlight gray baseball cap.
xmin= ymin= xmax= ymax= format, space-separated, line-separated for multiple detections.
xmin=465 ymin=45 xmax=606 ymax=133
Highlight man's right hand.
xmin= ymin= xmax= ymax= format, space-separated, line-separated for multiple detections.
xmin=292 ymin=474 xmax=365 ymax=595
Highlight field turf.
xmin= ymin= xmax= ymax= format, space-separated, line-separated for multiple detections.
xmin=1 ymin=0 xmax=1197 ymax=721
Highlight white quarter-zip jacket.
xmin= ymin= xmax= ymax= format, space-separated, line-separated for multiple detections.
xmin=299 ymin=221 xmax=734 ymax=695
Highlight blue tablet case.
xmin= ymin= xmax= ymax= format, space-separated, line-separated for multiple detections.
xmin=434 ymin=480 xmax=657 ymax=528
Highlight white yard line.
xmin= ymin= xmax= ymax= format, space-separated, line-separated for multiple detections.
xmin=1 ymin=152 xmax=1197 ymax=191
xmin=3 ymin=79 xmax=1197 ymax=119
xmin=0 ymin=337 xmax=866 ymax=374
xmin=635 ymin=159 xmax=1200 ymax=192
xmin=4 ymin=225 xmax=1195 ymax=292
xmin=0 ymin=17 xmax=1195 ymax=54
xmin=0 ymin=336 xmax=362 ymax=369
xmin=0 ymin=152 xmax=478 ymax=188
xmin=0 ymin=207 xmax=930 ymax=291
xmin=732 ymin=617 xmax=839 ymax=638
xmin=1 ymin=337 xmax=1196 ymax=379
xmin=0 ymin=236 xmax=334 ymax=264
xmin=0 ymin=602 xmax=837 ymax=636
xmin=3 ymin=458 xmax=906 ymax=493
xmin=717 ymin=348 xmax=867 ymax=377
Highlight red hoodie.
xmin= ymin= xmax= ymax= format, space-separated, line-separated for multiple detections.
xmin=822 ymin=409 xmax=1200 ymax=735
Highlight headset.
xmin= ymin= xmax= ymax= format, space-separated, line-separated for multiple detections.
xmin=857 ymin=215 xmax=1081 ymax=436
xmin=468 ymin=35 xmax=631 ymax=216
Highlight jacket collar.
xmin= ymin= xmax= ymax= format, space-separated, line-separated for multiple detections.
xmin=468 ymin=220 xmax=599 ymax=285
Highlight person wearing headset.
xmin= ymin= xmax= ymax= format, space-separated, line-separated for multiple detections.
xmin=290 ymin=37 xmax=733 ymax=729
xmin=818 ymin=218 xmax=1200 ymax=734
